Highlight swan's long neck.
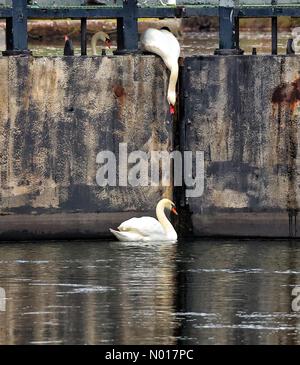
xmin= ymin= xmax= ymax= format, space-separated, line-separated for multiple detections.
xmin=167 ymin=62 xmax=179 ymax=105
xmin=156 ymin=201 xmax=177 ymax=240
xmin=91 ymin=33 xmax=103 ymax=56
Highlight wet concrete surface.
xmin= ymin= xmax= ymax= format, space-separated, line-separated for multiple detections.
xmin=183 ymin=55 xmax=300 ymax=237
xmin=0 ymin=55 xmax=172 ymax=239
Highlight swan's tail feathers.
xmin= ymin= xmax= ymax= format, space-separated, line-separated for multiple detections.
xmin=109 ymin=228 xmax=141 ymax=242
xmin=110 ymin=229 xmax=126 ymax=241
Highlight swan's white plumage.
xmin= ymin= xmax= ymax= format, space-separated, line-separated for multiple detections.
xmin=141 ymin=29 xmax=180 ymax=69
xmin=141 ymin=28 xmax=180 ymax=106
xmin=109 ymin=229 xmax=144 ymax=242
xmin=119 ymin=217 xmax=165 ymax=236
xmin=110 ymin=199 xmax=178 ymax=242
xmin=91 ymin=31 xmax=111 ymax=55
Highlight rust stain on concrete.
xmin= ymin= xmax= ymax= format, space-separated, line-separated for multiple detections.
xmin=113 ymin=85 xmax=125 ymax=98
xmin=0 ymin=55 xmax=172 ymax=218
xmin=183 ymin=56 xmax=300 ymax=237
xmin=272 ymin=77 xmax=300 ymax=113
xmin=271 ymin=71 xmax=299 ymax=213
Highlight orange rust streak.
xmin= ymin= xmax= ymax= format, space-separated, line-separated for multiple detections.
xmin=272 ymin=77 xmax=300 ymax=114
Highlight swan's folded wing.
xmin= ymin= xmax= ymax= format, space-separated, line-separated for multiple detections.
xmin=118 ymin=217 xmax=165 ymax=237
xmin=110 ymin=229 xmax=143 ymax=242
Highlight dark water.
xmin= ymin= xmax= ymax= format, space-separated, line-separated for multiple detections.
xmin=0 ymin=240 xmax=300 ymax=345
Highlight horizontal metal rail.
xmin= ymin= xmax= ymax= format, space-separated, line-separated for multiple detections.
xmin=25 ymin=6 xmax=219 ymax=19
xmin=0 ymin=6 xmax=11 ymax=17
xmin=2 ymin=4 xmax=300 ymax=19
xmin=236 ymin=6 xmax=300 ymax=17
xmin=2 ymin=1 xmax=300 ymax=55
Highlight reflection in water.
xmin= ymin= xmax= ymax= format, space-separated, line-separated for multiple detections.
xmin=176 ymin=241 xmax=300 ymax=345
xmin=0 ymin=240 xmax=300 ymax=344
xmin=0 ymin=241 xmax=177 ymax=345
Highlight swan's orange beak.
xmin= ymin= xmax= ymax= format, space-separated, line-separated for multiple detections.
xmin=105 ymin=39 xmax=112 ymax=48
xmin=171 ymin=207 xmax=178 ymax=215
xmin=170 ymin=104 xmax=175 ymax=115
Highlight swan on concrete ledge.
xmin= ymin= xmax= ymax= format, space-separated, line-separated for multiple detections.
xmin=141 ymin=27 xmax=180 ymax=114
xmin=91 ymin=31 xmax=112 ymax=55
xmin=290 ymin=27 xmax=300 ymax=54
xmin=110 ymin=198 xmax=178 ymax=242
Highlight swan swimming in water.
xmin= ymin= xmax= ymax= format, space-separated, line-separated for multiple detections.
xmin=110 ymin=198 xmax=178 ymax=242
xmin=141 ymin=28 xmax=180 ymax=114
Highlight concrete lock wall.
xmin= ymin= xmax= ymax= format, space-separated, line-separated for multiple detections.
xmin=1 ymin=55 xmax=300 ymax=239
xmin=0 ymin=55 xmax=172 ymax=240
xmin=183 ymin=55 xmax=300 ymax=237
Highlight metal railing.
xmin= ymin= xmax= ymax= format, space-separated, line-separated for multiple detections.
xmin=1 ymin=0 xmax=300 ymax=55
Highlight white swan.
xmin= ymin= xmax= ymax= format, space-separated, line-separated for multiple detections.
xmin=110 ymin=198 xmax=178 ymax=242
xmin=291 ymin=27 xmax=300 ymax=54
xmin=159 ymin=0 xmax=176 ymax=5
xmin=91 ymin=31 xmax=111 ymax=55
xmin=141 ymin=28 xmax=180 ymax=114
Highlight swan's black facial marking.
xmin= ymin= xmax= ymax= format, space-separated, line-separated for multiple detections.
xmin=160 ymin=27 xmax=172 ymax=33
xmin=105 ymin=38 xmax=112 ymax=48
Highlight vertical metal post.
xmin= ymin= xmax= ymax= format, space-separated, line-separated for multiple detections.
xmin=215 ymin=5 xmax=243 ymax=55
xmin=12 ymin=0 xmax=28 ymax=51
xmin=219 ymin=6 xmax=234 ymax=50
xmin=116 ymin=0 xmax=139 ymax=53
xmin=5 ymin=18 xmax=13 ymax=51
xmin=117 ymin=18 xmax=125 ymax=51
xmin=235 ymin=16 xmax=240 ymax=50
xmin=4 ymin=0 xmax=30 ymax=55
xmin=215 ymin=2 xmax=243 ymax=55
xmin=81 ymin=18 xmax=87 ymax=56
xmin=272 ymin=17 xmax=278 ymax=55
